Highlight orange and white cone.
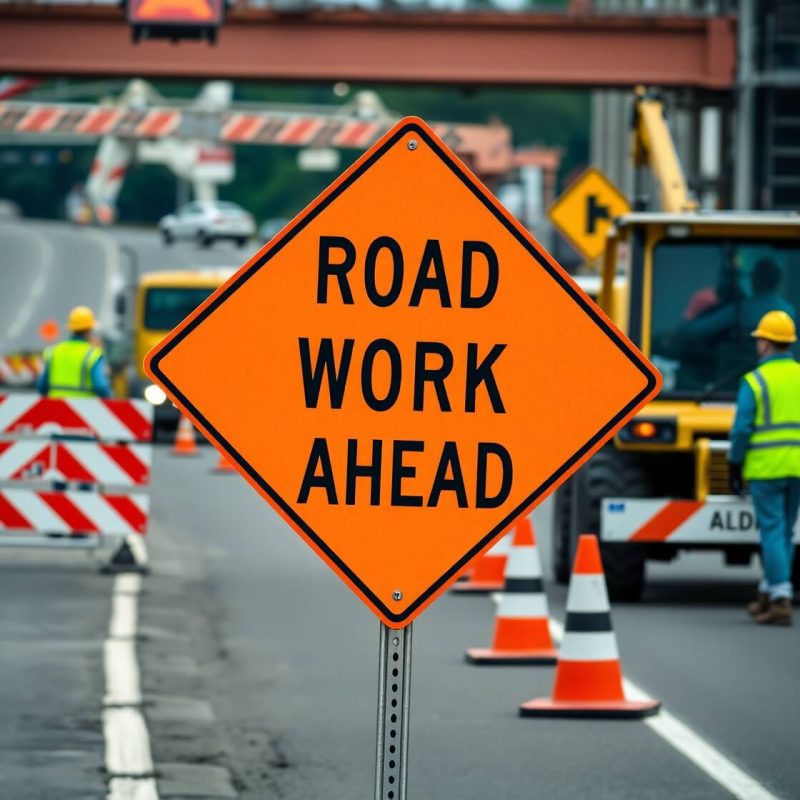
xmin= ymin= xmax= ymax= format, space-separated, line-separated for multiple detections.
xmin=466 ymin=517 xmax=557 ymax=665
xmin=451 ymin=529 xmax=512 ymax=593
xmin=213 ymin=452 xmax=236 ymax=472
xmin=520 ymin=535 xmax=660 ymax=719
xmin=171 ymin=414 xmax=199 ymax=457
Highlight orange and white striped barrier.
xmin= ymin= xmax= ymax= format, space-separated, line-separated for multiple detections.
xmin=451 ymin=529 xmax=511 ymax=593
xmin=0 ymin=354 xmax=43 ymax=388
xmin=0 ymin=394 xmax=153 ymax=441
xmin=520 ymin=534 xmax=660 ymax=719
xmin=171 ymin=414 xmax=199 ymax=457
xmin=602 ymin=497 xmax=800 ymax=545
xmin=466 ymin=517 xmax=557 ymax=665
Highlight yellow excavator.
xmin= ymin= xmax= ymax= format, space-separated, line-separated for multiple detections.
xmin=553 ymin=87 xmax=800 ymax=599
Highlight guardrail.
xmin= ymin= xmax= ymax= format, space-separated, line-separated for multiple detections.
xmin=0 ymin=393 xmax=153 ymax=569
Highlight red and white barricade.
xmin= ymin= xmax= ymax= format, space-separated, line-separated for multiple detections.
xmin=0 ymin=394 xmax=153 ymax=560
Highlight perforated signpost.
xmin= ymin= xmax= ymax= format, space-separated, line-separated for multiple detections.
xmin=145 ymin=118 xmax=660 ymax=799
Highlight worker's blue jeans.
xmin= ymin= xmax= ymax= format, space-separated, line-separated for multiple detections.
xmin=749 ymin=478 xmax=800 ymax=600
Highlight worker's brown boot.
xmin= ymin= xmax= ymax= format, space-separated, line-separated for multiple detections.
xmin=747 ymin=592 xmax=770 ymax=618
xmin=754 ymin=598 xmax=793 ymax=626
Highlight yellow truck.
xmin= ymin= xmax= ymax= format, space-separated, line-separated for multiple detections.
xmin=553 ymin=88 xmax=800 ymax=599
xmin=130 ymin=268 xmax=233 ymax=434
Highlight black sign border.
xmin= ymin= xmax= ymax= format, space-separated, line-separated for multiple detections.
xmin=149 ymin=120 xmax=659 ymax=625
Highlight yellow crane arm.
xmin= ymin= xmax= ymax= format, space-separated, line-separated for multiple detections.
xmin=631 ymin=86 xmax=698 ymax=213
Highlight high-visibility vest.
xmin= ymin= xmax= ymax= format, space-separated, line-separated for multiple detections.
xmin=44 ymin=339 xmax=104 ymax=399
xmin=743 ymin=356 xmax=800 ymax=480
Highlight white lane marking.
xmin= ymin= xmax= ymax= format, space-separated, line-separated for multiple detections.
xmin=547 ymin=618 xmax=780 ymax=800
xmin=107 ymin=778 xmax=160 ymax=800
xmin=104 ymin=574 xmax=160 ymax=797
xmin=103 ymin=708 xmax=154 ymax=776
xmin=104 ymin=640 xmax=142 ymax=706
xmin=623 ymin=681 xmax=781 ymax=800
xmin=82 ymin=226 xmax=121 ymax=333
xmin=6 ymin=230 xmax=54 ymax=341
xmin=109 ymin=592 xmax=138 ymax=640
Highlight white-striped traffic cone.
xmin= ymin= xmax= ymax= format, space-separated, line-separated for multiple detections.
xmin=520 ymin=534 xmax=660 ymax=718
xmin=171 ymin=414 xmax=199 ymax=457
xmin=466 ymin=517 xmax=557 ymax=665
xmin=451 ymin=529 xmax=512 ymax=593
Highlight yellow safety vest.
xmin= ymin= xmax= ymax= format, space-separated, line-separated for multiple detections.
xmin=44 ymin=339 xmax=104 ymax=399
xmin=743 ymin=356 xmax=800 ymax=480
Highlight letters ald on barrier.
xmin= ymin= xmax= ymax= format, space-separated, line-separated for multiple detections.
xmin=145 ymin=117 xmax=660 ymax=627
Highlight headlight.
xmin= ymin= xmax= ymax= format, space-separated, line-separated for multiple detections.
xmin=144 ymin=384 xmax=167 ymax=406
xmin=618 ymin=417 xmax=677 ymax=444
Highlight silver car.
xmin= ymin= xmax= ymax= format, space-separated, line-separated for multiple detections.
xmin=160 ymin=201 xmax=255 ymax=247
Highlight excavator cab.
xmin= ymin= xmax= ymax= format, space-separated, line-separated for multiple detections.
xmin=554 ymin=212 xmax=800 ymax=600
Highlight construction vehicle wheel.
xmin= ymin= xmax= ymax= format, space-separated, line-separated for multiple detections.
xmin=571 ymin=447 xmax=652 ymax=602
xmin=552 ymin=479 xmax=573 ymax=585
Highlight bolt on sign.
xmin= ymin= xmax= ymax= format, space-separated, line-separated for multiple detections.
xmin=548 ymin=167 xmax=630 ymax=262
xmin=146 ymin=119 xmax=660 ymax=629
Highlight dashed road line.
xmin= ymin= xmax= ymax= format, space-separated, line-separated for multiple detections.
xmin=547 ymin=618 xmax=781 ymax=800
xmin=104 ymin=573 xmax=160 ymax=800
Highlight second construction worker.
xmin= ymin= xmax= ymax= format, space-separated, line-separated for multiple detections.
xmin=729 ymin=310 xmax=800 ymax=626
xmin=37 ymin=306 xmax=111 ymax=399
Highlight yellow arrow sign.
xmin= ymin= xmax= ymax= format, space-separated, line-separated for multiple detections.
xmin=549 ymin=168 xmax=630 ymax=261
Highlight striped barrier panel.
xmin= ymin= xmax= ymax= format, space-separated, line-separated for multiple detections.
xmin=0 ymin=440 xmax=151 ymax=486
xmin=0 ymin=489 xmax=148 ymax=537
xmin=0 ymin=394 xmax=154 ymax=548
xmin=0 ymin=394 xmax=153 ymax=442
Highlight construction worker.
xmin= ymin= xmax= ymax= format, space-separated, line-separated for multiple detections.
xmin=729 ymin=310 xmax=800 ymax=626
xmin=37 ymin=306 xmax=111 ymax=398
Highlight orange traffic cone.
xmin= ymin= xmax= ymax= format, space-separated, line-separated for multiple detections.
xmin=466 ymin=517 xmax=557 ymax=665
xmin=451 ymin=529 xmax=512 ymax=593
xmin=171 ymin=414 xmax=199 ymax=457
xmin=213 ymin=452 xmax=236 ymax=472
xmin=520 ymin=535 xmax=660 ymax=719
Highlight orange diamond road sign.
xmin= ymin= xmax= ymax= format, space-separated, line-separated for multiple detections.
xmin=548 ymin=167 xmax=630 ymax=262
xmin=145 ymin=118 xmax=660 ymax=628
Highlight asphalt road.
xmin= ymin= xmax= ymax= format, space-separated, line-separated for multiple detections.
xmin=0 ymin=220 xmax=121 ymax=355
xmin=0 ymin=221 xmax=258 ymax=358
xmin=136 ymin=448 xmax=796 ymax=800
xmin=1 ymin=223 xmax=799 ymax=800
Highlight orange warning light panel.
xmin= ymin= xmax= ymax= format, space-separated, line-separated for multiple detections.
xmin=127 ymin=0 xmax=222 ymax=24
xmin=145 ymin=117 xmax=661 ymax=628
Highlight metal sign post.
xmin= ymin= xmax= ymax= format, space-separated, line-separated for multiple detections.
xmin=375 ymin=622 xmax=413 ymax=800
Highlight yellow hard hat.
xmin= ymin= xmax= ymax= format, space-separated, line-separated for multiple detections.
xmin=67 ymin=306 xmax=96 ymax=332
xmin=751 ymin=310 xmax=797 ymax=344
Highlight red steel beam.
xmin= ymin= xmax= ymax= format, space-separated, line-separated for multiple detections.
xmin=0 ymin=7 xmax=736 ymax=89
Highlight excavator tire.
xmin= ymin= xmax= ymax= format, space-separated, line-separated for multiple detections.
xmin=552 ymin=479 xmax=573 ymax=585
xmin=566 ymin=447 xmax=653 ymax=601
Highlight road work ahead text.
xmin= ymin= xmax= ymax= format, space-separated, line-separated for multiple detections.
xmin=296 ymin=235 xmax=512 ymax=510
